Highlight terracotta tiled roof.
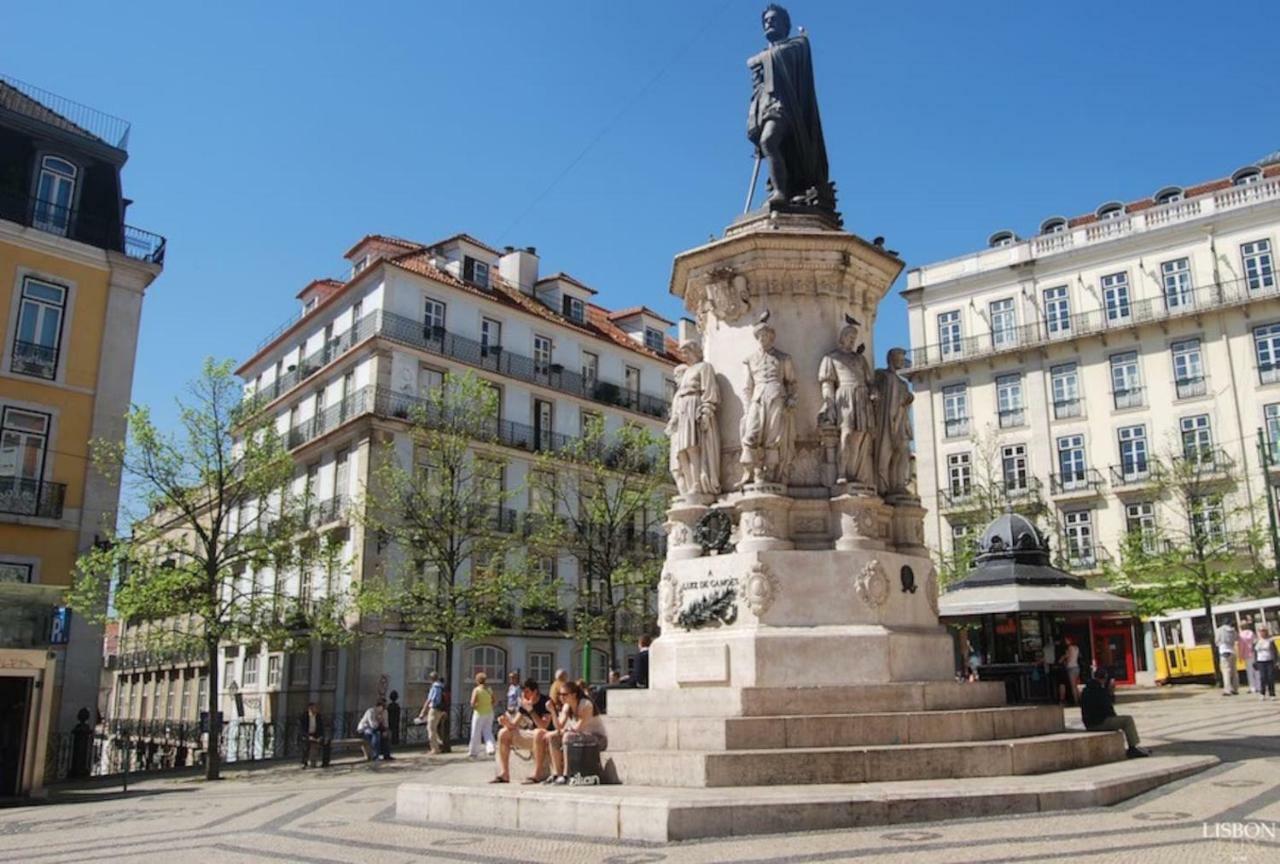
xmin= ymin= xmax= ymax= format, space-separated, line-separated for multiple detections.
xmin=294 ymin=277 xmax=344 ymax=300
xmin=536 ymin=272 xmax=599 ymax=294
xmin=1065 ymin=163 xmax=1280 ymax=228
xmin=429 ymin=232 xmax=505 ymax=257
xmin=606 ymin=306 xmax=675 ymax=326
xmin=342 ymin=233 xmax=424 ymax=259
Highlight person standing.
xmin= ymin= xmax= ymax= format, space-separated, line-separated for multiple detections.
xmin=505 ymin=672 xmax=521 ymax=715
xmin=1063 ymin=636 xmax=1081 ymax=703
xmin=1215 ymin=618 xmax=1239 ymax=695
xmin=1254 ymin=624 xmax=1276 ymax=701
xmin=386 ymin=690 xmax=402 ymax=746
xmin=1239 ymin=617 xmax=1259 ymax=695
xmin=468 ymin=673 xmax=496 ymax=759
xmin=414 ymin=672 xmax=447 ymax=754
xmin=299 ymin=702 xmax=329 ymax=768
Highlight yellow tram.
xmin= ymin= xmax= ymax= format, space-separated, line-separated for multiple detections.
xmin=1149 ymin=596 xmax=1280 ymax=683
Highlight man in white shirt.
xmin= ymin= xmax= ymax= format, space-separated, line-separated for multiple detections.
xmin=1215 ymin=620 xmax=1239 ymax=695
xmin=357 ymin=699 xmax=394 ymax=760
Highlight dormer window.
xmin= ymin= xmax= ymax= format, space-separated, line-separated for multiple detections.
xmin=1096 ymin=202 xmax=1126 ymax=220
xmin=33 ymin=155 xmax=77 ymax=236
xmin=1153 ymin=186 xmax=1183 ymax=205
xmin=304 ymin=297 xmax=317 ymax=313
xmin=1039 ymin=217 xmax=1067 ymax=235
xmin=353 ymin=255 xmax=369 ymax=275
xmin=644 ymin=327 xmax=665 ymax=352
xmin=463 ymin=256 xmax=490 ymax=288
xmin=562 ymin=295 xmax=585 ymax=323
xmin=987 ymin=230 xmax=1017 ymax=248
xmin=1233 ymin=166 xmax=1262 ymax=187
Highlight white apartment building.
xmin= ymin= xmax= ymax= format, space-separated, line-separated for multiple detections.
xmin=227 ymin=232 xmax=676 ymax=729
xmin=906 ymin=152 xmax=1280 ymax=578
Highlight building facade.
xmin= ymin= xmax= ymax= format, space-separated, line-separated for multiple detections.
xmin=0 ymin=75 xmax=164 ymax=796
xmin=221 ymin=233 xmax=675 ymax=733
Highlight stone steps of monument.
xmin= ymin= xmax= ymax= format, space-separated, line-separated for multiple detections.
xmin=606 ymin=704 xmax=1064 ymax=752
xmin=397 ymin=753 xmax=1219 ymax=842
xmin=607 ymin=730 xmax=1126 ymax=788
xmin=606 ymin=680 xmax=1006 ymax=718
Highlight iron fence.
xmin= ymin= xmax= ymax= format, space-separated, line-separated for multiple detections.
xmin=0 ymin=476 xmax=66 ymax=519
xmin=0 ymin=74 xmax=132 ymax=148
xmin=0 ymin=189 xmax=164 ymax=264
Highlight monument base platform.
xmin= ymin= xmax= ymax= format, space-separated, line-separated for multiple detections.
xmin=397 ymin=754 xmax=1216 ymax=842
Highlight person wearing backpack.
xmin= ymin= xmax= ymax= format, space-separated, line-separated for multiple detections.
xmin=413 ymin=672 xmax=447 ymax=754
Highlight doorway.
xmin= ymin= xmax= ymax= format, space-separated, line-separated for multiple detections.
xmin=0 ymin=676 xmax=32 ymax=798
xmin=1093 ymin=625 xmax=1135 ymax=685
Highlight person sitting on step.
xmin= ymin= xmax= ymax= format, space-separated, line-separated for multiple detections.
xmin=1080 ymin=666 xmax=1148 ymax=758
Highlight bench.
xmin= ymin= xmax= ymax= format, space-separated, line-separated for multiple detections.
xmin=302 ymin=736 xmax=371 ymax=767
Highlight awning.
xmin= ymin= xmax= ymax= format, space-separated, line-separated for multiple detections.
xmin=939 ymin=583 xmax=1137 ymax=617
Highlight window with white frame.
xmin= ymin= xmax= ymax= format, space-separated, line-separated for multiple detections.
xmin=989 ymin=298 xmax=1017 ymax=348
xmin=1057 ymin=435 xmax=1087 ymax=484
xmin=1117 ymin=425 xmax=1149 ymax=480
xmin=424 ymin=297 xmax=446 ymax=335
xmin=32 ymin=155 xmax=77 ymax=235
xmin=533 ymin=335 xmax=553 ymax=375
xmin=1161 ymin=258 xmax=1193 ymax=310
xmin=1180 ymin=414 xmax=1214 ymax=465
xmin=950 ymin=522 xmax=974 ymax=557
xmin=1043 ymin=286 xmax=1071 ymax=336
xmin=937 ymin=310 xmax=962 ymax=357
xmin=243 ymin=654 xmax=260 ymax=687
xmin=321 ymin=648 xmax=339 ymax=685
xmin=995 ymin=374 xmax=1023 ymax=428
xmin=1190 ymin=496 xmax=1225 ymax=543
xmin=1050 ymin=363 xmax=1081 ymax=419
xmin=463 ymin=256 xmax=490 ymax=288
xmin=0 ymin=407 xmax=51 ymax=499
xmin=166 ymin=675 xmax=177 ymax=719
xmin=644 ymin=327 xmax=665 ymax=353
xmin=267 ymin=655 xmax=282 ymax=688
xmin=178 ymin=673 xmax=191 ymax=720
xmin=942 ymin=384 xmax=969 ymax=438
xmin=290 ymin=651 xmax=311 ymax=688
xmin=1125 ymin=501 xmax=1157 ymax=553
xmin=528 ymin=651 xmax=554 ymax=687
xmin=11 ymin=276 xmax=67 ymax=380
xmin=1254 ymin=323 xmax=1280 ymax=384
xmin=481 ymin=318 xmax=502 ymax=357
xmin=562 ymin=294 xmax=585 ymax=323
xmin=465 ymin=645 xmax=507 ymax=682
xmin=150 ymin=678 xmax=161 ymax=721
xmin=1110 ymin=351 xmax=1143 ymax=409
xmin=1242 ymin=239 xmax=1275 ymax=293
xmin=947 ymin=452 xmax=972 ymax=498
xmin=624 ymin=365 xmax=641 ymax=399
xmin=1266 ymin=404 xmax=1280 ymax=458
xmin=198 ymin=675 xmax=209 ymax=711
xmin=407 ymin=648 xmax=439 ymax=684
xmin=1062 ymin=510 xmax=1095 ymax=566
xmin=223 ymin=659 xmax=235 ymax=689
xmin=1101 ymin=272 xmax=1131 ymax=323
xmin=582 ymin=351 xmax=599 ymax=389
xmin=1171 ymin=338 xmax=1205 ymax=398
xmin=1002 ymin=443 xmax=1028 ymax=493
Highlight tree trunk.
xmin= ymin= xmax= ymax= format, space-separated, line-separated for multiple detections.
xmin=205 ymin=639 xmax=221 ymax=781
xmin=442 ymin=637 xmax=454 ymax=753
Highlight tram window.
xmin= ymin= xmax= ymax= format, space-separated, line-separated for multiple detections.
xmin=1265 ymin=607 xmax=1280 ymax=632
xmin=1159 ymin=621 xmax=1181 ymax=646
xmin=1214 ymin=612 xmax=1237 ymax=629
xmin=1190 ymin=615 xmax=1212 ymax=645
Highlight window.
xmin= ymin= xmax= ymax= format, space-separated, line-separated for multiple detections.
xmin=938 ymin=310 xmax=963 ymax=357
xmin=563 ymin=295 xmax=585 ymax=323
xmin=528 ymin=651 xmax=554 ymax=687
xmin=1154 ymin=187 xmax=1183 ymax=205
xmin=267 ymin=656 xmax=282 ymax=688
xmin=0 ymin=407 xmax=51 ymax=509
xmin=419 ymin=365 xmax=444 ymax=399
xmin=1057 ymin=435 xmax=1087 ymax=485
xmin=996 ymin=374 xmax=1023 ymax=428
xmin=988 ymin=230 xmax=1016 ymax=248
xmin=1117 ymin=425 xmax=1149 ymax=480
xmin=32 ymin=155 xmax=77 ymax=235
xmin=1126 ymin=502 xmax=1157 ymax=553
xmin=1002 ymin=443 xmax=1028 ymax=494
xmin=624 ymin=366 xmax=641 ymax=401
xmin=424 ymin=297 xmax=446 ymax=335
xmin=1267 ymin=404 xmax=1280 ymax=459
xmin=947 ymin=452 xmax=972 ymax=498
xmin=0 ymin=562 xmax=32 ymax=583
xmin=166 ymin=676 xmax=177 ymax=719
xmin=942 ymin=384 xmax=969 ymax=438
xmin=533 ymin=400 xmax=553 ymax=451
xmin=1043 ymin=286 xmax=1071 ymax=337
xmin=1097 ymin=202 xmax=1125 ymax=221
xmin=1062 ymin=511 xmax=1095 ymax=567
xmin=1180 ymin=414 xmax=1214 ymax=465
xmin=580 ymin=410 xmax=602 ymax=437
xmin=243 ymin=654 xmax=259 ymax=687
xmin=463 ymin=256 xmax=490 ymax=288
xmin=334 ymin=448 xmax=350 ymax=501
xmin=582 ymin=352 xmax=599 ymax=390
xmin=644 ymin=327 xmax=665 ymax=353
xmin=1171 ymin=339 xmax=1205 ymax=399
xmin=407 ymin=648 xmax=439 ymax=684
xmin=198 ymin=675 xmax=209 ymax=711
xmin=1191 ymin=496 xmax=1225 ymax=544
xmin=223 ymin=659 xmax=235 ymax=689
xmin=290 ymin=651 xmax=311 ymax=688
xmin=989 ymin=298 xmax=1017 ymax=348
xmin=321 ymin=648 xmax=339 ymax=685
xmin=1110 ymin=351 xmax=1143 ymax=409
xmin=150 ymin=677 xmax=162 ymax=721
xmin=353 ymin=255 xmax=369 ymax=275
xmin=481 ymin=318 xmax=502 ymax=358
xmin=1254 ymin=323 xmax=1280 ymax=384
xmin=1233 ymin=167 xmax=1262 ymax=187
xmin=1161 ymin=258 xmax=1193 ymax=310
xmin=1050 ymin=363 xmax=1081 ymax=419
xmin=533 ymin=335 xmax=553 ymax=375
xmin=465 ymin=645 xmax=507 ymax=682
xmin=1242 ymin=239 xmax=1275 ymax=293
xmin=1040 ymin=217 xmax=1067 ymax=235
xmin=11 ymin=277 xmax=67 ymax=380
xmin=179 ymin=673 xmax=192 ymax=721
xmin=1101 ymin=272 xmax=1131 ymax=323
xmin=950 ymin=522 xmax=974 ymax=556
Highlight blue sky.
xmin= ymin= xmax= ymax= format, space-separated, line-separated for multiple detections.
xmin=4 ymin=1 xmax=1279 ymax=428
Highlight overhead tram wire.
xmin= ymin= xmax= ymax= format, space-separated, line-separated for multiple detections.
xmin=496 ymin=0 xmax=736 ymax=244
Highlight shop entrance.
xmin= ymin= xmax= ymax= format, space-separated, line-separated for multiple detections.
xmin=0 ymin=676 xmax=33 ymax=798
xmin=1093 ymin=625 xmax=1136 ymax=685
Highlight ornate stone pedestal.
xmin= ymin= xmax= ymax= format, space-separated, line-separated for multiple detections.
xmin=664 ymin=496 xmax=713 ymax=561
xmin=735 ymin=488 xmax=793 ymax=552
xmin=831 ymin=492 xmax=890 ymax=551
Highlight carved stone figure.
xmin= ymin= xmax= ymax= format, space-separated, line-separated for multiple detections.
xmin=874 ymin=347 xmax=914 ymax=497
xmin=747 ymin=4 xmax=833 ymax=212
xmin=667 ymin=341 xmax=722 ymax=497
xmin=740 ymin=311 xmax=797 ymax=486
xmin=818 ymin=317 xmax=877 ymax=487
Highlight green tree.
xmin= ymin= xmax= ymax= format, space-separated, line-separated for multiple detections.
xmin=355 ymin=372 xmax=551 ymax=705
xmin=69 ymin=358 xmax=351 ymax=781
xmin=525 ymin=418 xmax=668 ymax=672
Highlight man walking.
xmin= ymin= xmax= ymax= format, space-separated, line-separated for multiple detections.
xmin=423 ymin=672 xmax=447 ymax=753
xmin=1215 ymin=618 xmax=1239 ymax=695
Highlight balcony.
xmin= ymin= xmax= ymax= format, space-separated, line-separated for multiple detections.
xmin=0 ymin=477 xmax=66 ymax=519
xmin=248 ymin=309 xmax=669 ymax=421
xmin=1052 ymin=398 xmax=1082 ymax=420
xmin=1112 ymin=387 xmax=1146 ymax=411
xmin=1110 ymin=463 xmax=1155 ymax=489
xmin=939 ymin=478 xmax=1043 ymax=515
xmin=1171 ymin=446 xmax=1234 ymax=477
xmin=304 ymin=495 xmax=347 ymax=529
xmin=1260 ymin=362 xmax=1280 ymax=386
xmin=0 ymin=189 xmax=165 ymax=264
xmin=489 ymin=506 xmax=518 ymax=534
xmin=1003 ymin=476 xmax=1043 ymax=501
xmin=1056 ymin=545 xmax=1113 ymax=574
xmin=997 ymin=408 xmax=1025 ymax=429
xmin=1175 ymin=376 xmax=1208 ymax=400
xmin=10 ymin=339 xmax=58 ymax=380
xmin=1050 ymin=468 xmax=1104 ymax=497
xmin=944 ymin=417 xmax=970 ymax=438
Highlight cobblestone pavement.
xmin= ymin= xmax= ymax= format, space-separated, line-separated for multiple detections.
xmin=2 ymin=689 xmax=1276 ymax=864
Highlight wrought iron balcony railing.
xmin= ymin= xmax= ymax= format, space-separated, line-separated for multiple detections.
xmin=10 ymin=339 xmax=58 ymax=380
xmin=1113 ymin=387 xmax=1146 ymax=410
xmin=1110 ymin=463 xmax=1154 ymax=487
xmin=0 ymin=477 xmax=66 ymax=519
xmin=997 ymin=408 xmax=1025 ymax=428
xmin=1175 ymin=376 xmax=1208 ymax=400
xmin=1050 ymin=468 xmax=1104 ymax=496
xmin=0 ymin=190 xmax=165 ymax=264
xmin=1172 ymin=445 xmax=1234 ymax=475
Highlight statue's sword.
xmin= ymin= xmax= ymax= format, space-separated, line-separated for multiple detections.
xmin=744 ymin=153 xmax=762 ymax=213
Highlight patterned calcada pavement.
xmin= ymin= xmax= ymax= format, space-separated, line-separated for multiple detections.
xmin=2 ymin=690 xmax=1277 ymax=864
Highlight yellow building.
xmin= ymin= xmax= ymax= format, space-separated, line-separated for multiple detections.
xmin=0 ymin=75 xmax=163 ymax=797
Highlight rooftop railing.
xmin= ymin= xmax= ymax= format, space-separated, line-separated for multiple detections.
xmin=0 ymin=189 xmax=165 ymax=264
xmin=0 ymin=74 xmax=131 ymax=149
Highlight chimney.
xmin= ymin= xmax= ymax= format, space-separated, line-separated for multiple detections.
xmin=677 ymin=318 xmax=699 ymax=346
xmin=499 ymin=246 xmax=539 ymax=295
